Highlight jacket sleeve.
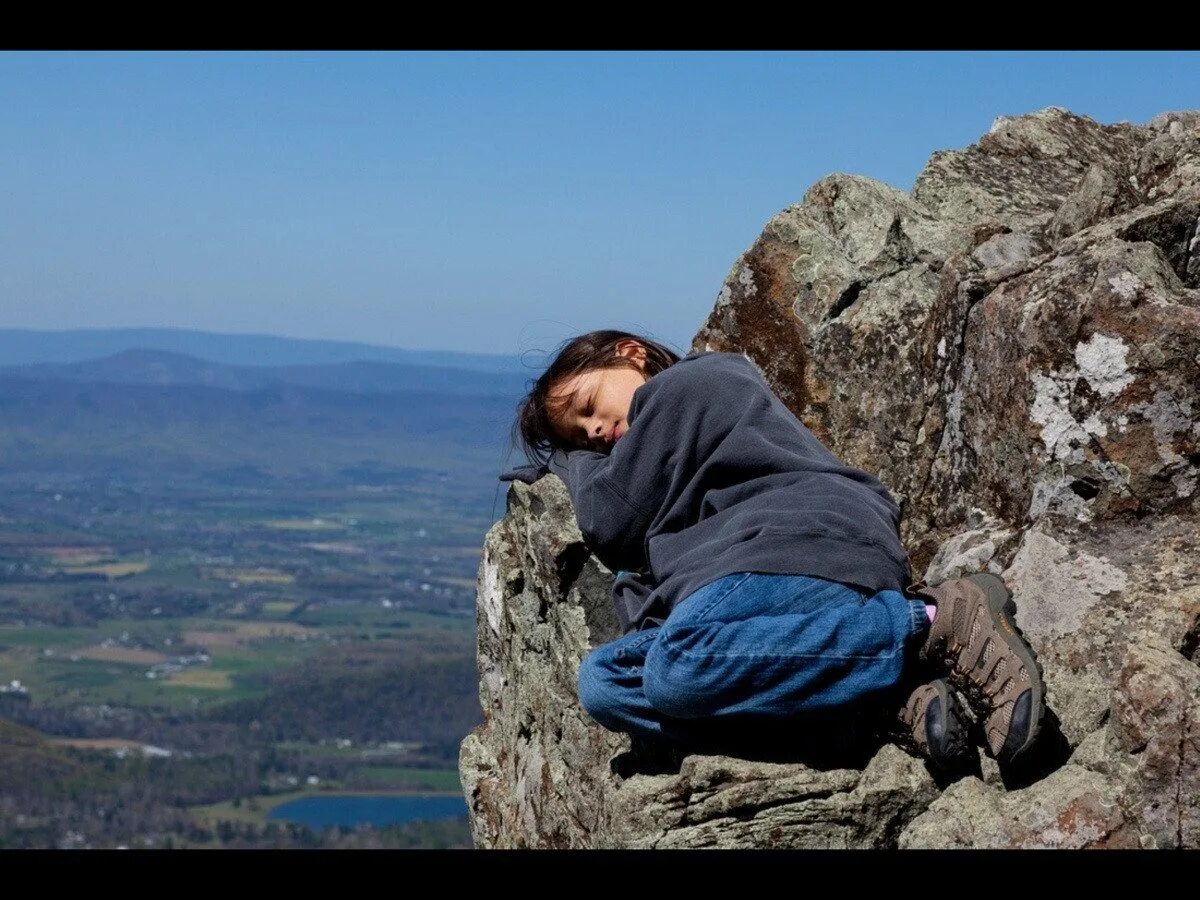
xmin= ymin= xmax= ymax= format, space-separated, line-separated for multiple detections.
xmin=498 ymin=462 xmax=549 ymax=484
xmin=612 ymin=567 xmax=660 ymax=636
xmin=544 ymin=353 xmax=751 ymax=573
xmin=545 ymin=445 xmax=657 ymax=572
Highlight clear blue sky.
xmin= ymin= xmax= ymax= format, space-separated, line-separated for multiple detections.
xmin=1 ymin=50 xmax=1194 ymax=356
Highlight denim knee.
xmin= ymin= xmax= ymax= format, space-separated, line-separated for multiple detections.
xmin=576 ymin=646 xmax=624 ymax=728
xmin=642 ymin=637 xmax=708 ymax=719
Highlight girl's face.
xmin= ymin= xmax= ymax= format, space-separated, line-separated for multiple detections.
xmin=547 ymin=341 xmax=649 ymax=452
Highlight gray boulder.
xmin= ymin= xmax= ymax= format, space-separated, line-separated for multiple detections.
xmin=461 ymin=106 xmax=1200 ymax=848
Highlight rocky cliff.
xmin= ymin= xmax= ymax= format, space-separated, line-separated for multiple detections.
xmin=459 ymin=107 xmax=1200 ymax=848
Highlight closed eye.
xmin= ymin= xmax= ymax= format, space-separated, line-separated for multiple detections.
xmin=577 ymin=389 xmax=597 ymax=444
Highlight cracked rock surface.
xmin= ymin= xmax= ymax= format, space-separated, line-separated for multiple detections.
xmin=460 ymin=107 xmax=1200 ymax=848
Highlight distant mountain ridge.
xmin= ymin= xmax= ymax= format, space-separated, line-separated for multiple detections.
xmin=0 ymin=327 xmax=538 ymax=493
xmin=0 ymin=327 xmax=532 ymax=374
xmin=0 ymin=373 xmax=514 ymax=484
xmin=0 ymin=348 xmax=531 ymax=398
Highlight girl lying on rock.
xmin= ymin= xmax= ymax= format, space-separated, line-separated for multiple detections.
xmin=500 ymin=330 xmax=1046 ymax=771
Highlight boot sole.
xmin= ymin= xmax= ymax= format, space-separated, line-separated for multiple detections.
xmin=929 ymin=678 xmax=972 ymax=769
xmin=963 ymin=572 xmax=1046 ymax=765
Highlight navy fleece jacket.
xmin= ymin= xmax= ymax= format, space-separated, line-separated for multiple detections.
xmin=500 ymin=349 xmax=913 ymax=636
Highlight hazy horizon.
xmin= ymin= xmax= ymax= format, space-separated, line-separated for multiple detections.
xmin=0 ymin=324 xmax=533 ymax=365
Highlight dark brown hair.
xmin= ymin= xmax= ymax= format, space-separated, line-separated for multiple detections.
xmin=509 ymin=329 xmax=682 ymax=467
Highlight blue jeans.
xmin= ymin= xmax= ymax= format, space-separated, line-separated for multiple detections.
xmin=576 ymin=572 xmax=931 ymax=750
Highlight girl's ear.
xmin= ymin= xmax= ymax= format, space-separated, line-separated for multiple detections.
xmin=615 ymin=338 xmax=648 ymax=370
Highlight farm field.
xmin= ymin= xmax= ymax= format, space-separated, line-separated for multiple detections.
xmin=0 ymin=476 xmax=490 ymax=849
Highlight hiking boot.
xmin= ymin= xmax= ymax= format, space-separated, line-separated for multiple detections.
xmin=907 ymin=573 xmax=1046 ymax=765
xmin=887 ymin=677 xmax=972 ymax=769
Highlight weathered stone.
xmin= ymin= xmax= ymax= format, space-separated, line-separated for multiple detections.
xmin=1107 ymin=631 xmax=1200 ymax=848
xmin=604 ymin=744 xmax=936 ymax=849
xmin=1048 ymin=162 xmax=1143 ymax=243
xmin=921 ymin=506 xmax=1018 ymax=583
xmin=898 ymin=764 xmax=1131 ymax=848
xmin=458 ymin=476 xmax=628 ymax=848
